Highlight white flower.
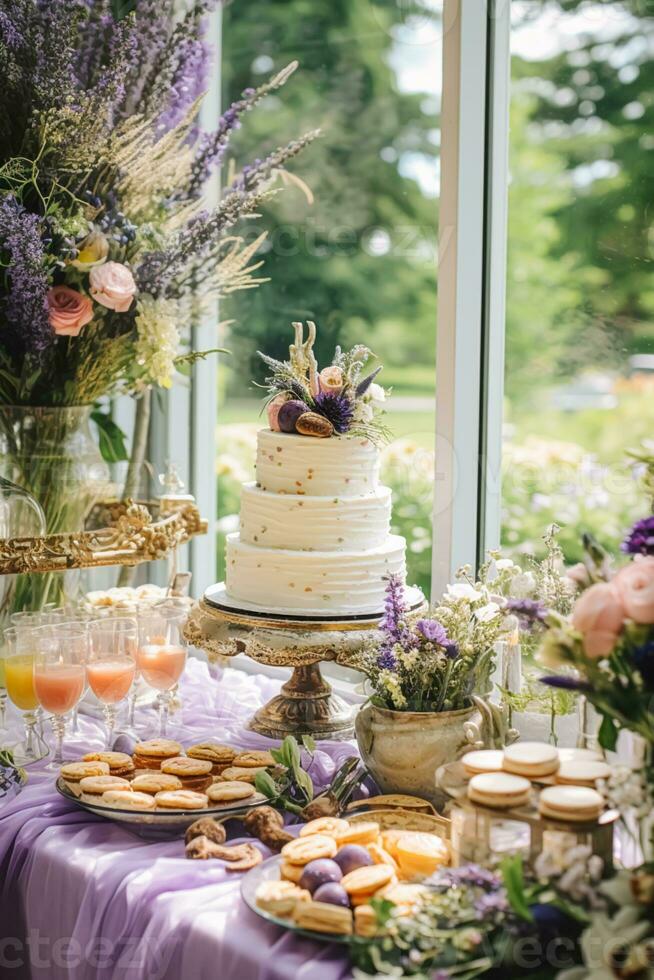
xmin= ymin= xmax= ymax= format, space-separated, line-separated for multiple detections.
xmin=509 ymin=571 xmax=536 ymax=598
xmin=495 ymin=558 xmax=516 ymax=571
xmin=353 ymin=401 xmax=374 ymax=423
xmin=447 ymin=583 xmax=482 ymax=602
xmin=475 ymin=601 xmax=501 ymax=623
xmin=135 ymin=295 xmax=180 ymax=389
xmin=367 ymin=382 xmax=386 ymax=405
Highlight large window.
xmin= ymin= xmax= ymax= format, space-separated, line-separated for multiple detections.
xmin=501 ymin=1 xmax=654 ymax=563
xmin=216 ymin=1 xmax=443 ymax=597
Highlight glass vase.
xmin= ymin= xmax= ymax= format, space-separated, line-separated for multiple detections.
xmin=0 ymin=405 xmax=111 ymax=619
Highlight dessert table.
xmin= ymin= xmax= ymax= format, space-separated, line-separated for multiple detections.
xmin=0 ymin=659 xmax=357 ymax=980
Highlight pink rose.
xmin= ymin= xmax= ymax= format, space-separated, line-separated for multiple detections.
xmin=319 ymin=366 xmax=344 ymax=395
xmin=613 ymin=557 xmax=654 ymax=624
xmin=47 ymin=286 xmax=93 ymax=337
xmin=571 ymin=582 xmax=625 ymax=659
xmin=89 ymin=261 xmax=136 ymax=312
xmin=267 ymin=394 xmax=289 ymax=432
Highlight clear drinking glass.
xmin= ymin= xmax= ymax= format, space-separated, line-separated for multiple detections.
xmin=4 ymin=626 xmax=48 ymax=765
xmin=33 ymin=624 xmax=87 ymax=769
xmin=87 ymin=618 xmax=137 ymax=748
xmin=137 ymin=603 xmax=188 ymax=737
xmin=0 ymin=636 xmax=8 ymax=731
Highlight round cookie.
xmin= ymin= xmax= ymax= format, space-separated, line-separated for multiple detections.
xmin=558 ymin=747 xmax=604 ymax=765
xmin=219 ymin=766 xmax=267 ymax=784
xmin=133 ymin=739 xmax=183 ymax=770
xmin=186 ymin=742 xmax=237 ymax=772
xmin=256 ymin=881 xmax=311 ymax=916
xmin=155 ymin=790 xmax=209 ymax=810
xmin=394 ymin=832 xmax=449 ymax=877
xmin=61 ymin=761 xmax=110 ymax=783
xmin=555 ymin=760 xmax=611 ymax=787
xmin=232 ymin=750 xmax=275 ymax=769
xmin=281 ymin=834 xmax=338 ymax=866
xmin=341 ymin=864 xmax=395 ymax=897
xmin=160 ymin=756 xmax=213 ymax=792
xmin=300 ymin=817 xmax=350 ymax=838
xmin=82 ymin=751 xmax=135 ymax=777
xmin=462 ymin=749 xmax=504 ymax=778
xmin=280 ymin=860 xmax=305 ymax=883
xmin=333 ymin=822 xmax=380 ymax=847
xmin=539 ymin=785 xmax=604 ymax=823
xmin=79 ymin=774 xmax=132 ymax=798
xmin=293 ymin=899 xmax=353 ymax=936
xmin=503 ymin=742 xmax=559 ymax=779
xmin=468 ymin=772 xmax=532 ymax=809
xmin=207 ymin=780 xmax=256 ymax=803
xmin=102 ymin=790 xmax=156 ymax=811
xmin=130 ymin=772 xmax=184 ymax=795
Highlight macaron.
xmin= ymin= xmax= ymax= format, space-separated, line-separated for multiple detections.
xmin=468 ymin=772 xmax=532 ymax=809
xmin=79 ymin=774 xmax=133 ymax=798
xmin=462 ymin=749 xmax=504 ymax=777
xmin=186 ymin=742 xmax=237 ymax=773
xmin=538 ymin=785 xmax=604 ymax=823
xmin=503 ymin=742 xmax=559 ymax=779
xmin=558 ymin=748 xmax=604 ymax=765
xmin=60 ymin=760 xmax=110 ymax=783
xmin=82 ymin=751 xmax=135 ymax=777
xmin=555 ymin=760 xmax=611 ymax=788
xmin=133 ymin=739 xmax=183 ymax=770
xmin=160 ymin=756 xmax=213 ymax=792
xmin=130 ymin=772 xmax=184 ymax=795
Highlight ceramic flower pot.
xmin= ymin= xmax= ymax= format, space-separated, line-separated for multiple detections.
xmin=355 ymin=700 xmax=489 ymax=809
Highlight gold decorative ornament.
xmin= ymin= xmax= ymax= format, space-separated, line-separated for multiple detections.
xmin=0 ymin=497 xmax=207 ymax=576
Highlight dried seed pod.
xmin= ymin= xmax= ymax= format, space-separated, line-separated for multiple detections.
xmin=243 ymin=806 xmax=293 ymax=852
xmin=295 ymin=412 xmax=334 ymax=439
xmin=184 ymin=816 xmax=226 ymax=846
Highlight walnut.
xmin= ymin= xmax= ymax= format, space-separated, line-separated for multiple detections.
xmin=184 ymin=817 xmax=226 ymax=847
xmin=184 ymin=835 xmax=262 ymax=870
xmin=243 ymin=806 xmax=293 ymax=852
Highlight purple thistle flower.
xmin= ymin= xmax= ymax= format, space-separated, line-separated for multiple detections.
xmin=622 ymin=516 xmax=654 ymax=557
xmin=540 ymin=674 xmax=590 ymax=693
xmin=0 ymin=196 xmax=52 ymax=356
xmin=442 ymin=640 xmax=459 ymax=660
xmin=314 ymin=391 xmax=355 ymax=434
xmin=506 ymin=598 xmax=548 ymax=631
xmin=416 ymin=618 xmax=448 ymax=645
xmin=376 ymin=646 xmax=398 ymax=671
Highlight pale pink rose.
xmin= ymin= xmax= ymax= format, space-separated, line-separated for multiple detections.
xmin=571 ymin=582 xmax=625 ymax=658
xmin=613 ymin=557 xmax=654 ymax=624
xmin=89 ymin=261 xmax=136 ymax=312
xmin=319 ymin=366 xmax=344 ymax=395
xmin=47 ymin=286 xmax=93 ymax=337
xmin=267 ymin=394 xmax=289 ymax=432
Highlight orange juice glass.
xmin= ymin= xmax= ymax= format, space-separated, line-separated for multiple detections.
xmin=138 ymin=602 xmax=188 ymax=737
xmin=88 ymin=618 xmax=137 ymax=748
xmin=3 ymin=626 xmax=47 ymax=765
xmin=34 ymin=623 xmax=87 ymax=769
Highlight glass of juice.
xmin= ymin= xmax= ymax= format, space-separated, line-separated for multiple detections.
xmin=0 ymin=643 xmax=7 ymax=731
xmin=33 ymin=624 xmax=87 ymax=769
xmin=137 ymin=603 xmax=188 ymax=737
xmin=4 ymin=626 xmax=48 ymax=765
xmin=88 ymin=618 xmax=137 ymax=748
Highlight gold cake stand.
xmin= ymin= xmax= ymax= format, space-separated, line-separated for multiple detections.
xmin=183 ymin=585 xmax=427 ymax=740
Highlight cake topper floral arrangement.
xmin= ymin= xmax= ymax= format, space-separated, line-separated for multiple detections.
xmin=259 ymin=321 xmax=390 ymax=445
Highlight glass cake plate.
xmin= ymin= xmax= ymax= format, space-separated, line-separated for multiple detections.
xmin=241 ymin=855 xmax=353 ymax=944
xmin=56 ymin=777 xmax=269 ymax=840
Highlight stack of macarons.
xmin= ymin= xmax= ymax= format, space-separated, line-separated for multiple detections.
xmin=462 ymin=742 xmax=610 ymax=823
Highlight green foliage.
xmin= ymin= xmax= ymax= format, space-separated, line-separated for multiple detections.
xmin=91 ymin=409 xmax=129 ymax=464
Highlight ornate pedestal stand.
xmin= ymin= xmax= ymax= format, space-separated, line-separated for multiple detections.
xmin=183 ymin=586 xmax=426 ymax=741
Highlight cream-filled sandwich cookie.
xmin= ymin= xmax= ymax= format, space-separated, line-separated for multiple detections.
xmin=155 ymin=790 xmax=209 ymax=810
xmin=79 ymin=774 xmax=132 ymax=799
xmin=503 ymin=742 xmax=559 ymax=779
xmin=61 ymin=760 xmax=110 ymax=783
xmin=130 ymin=772 xmax=184 ymax=795
xmin=102 ymin=790 xmax=156 ymax=811
xmin=462 ymin=749 xmax=505 ymax=778
xmin=555 ymin=760 xmax=611 ymax=788
xmin=133 ymin=739 xmax=183 ymax=770
xmin=538 ymin=785 xmax=604 ymax=823
xmin=206 ymin=780 xmax=255 ymax=803
xmin=558 ymin=747 xmax=604 ymax=765
xmin=82 ymin=751 xmax=135 ymax=777
xmin=468 ymin=772 xmax=532 ymax=809
xmin=160 ymin=756 xmax=213 ymax=791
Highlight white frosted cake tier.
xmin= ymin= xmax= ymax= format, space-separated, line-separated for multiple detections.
xmin=239 ymin=482 xmax=392 ymax=551
xmin=225 ymin=532 xmax=406 ymax=615
xmin=255 ymin=430 xmax=380 ymax=497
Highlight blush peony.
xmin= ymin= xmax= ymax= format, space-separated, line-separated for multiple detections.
xmin=47 ymin=286 xmax=93 ymax=337
xmin=571 ymin=582 xmax=625 ymax=658
xmin=613 ymin=557 xmax=654 ymax=625
xmin=89 ymin=261 xmax=136 ymax=312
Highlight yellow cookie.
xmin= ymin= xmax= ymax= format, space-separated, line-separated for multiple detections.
xmin=130 ymin=772 xmax=183 ymax=795
xmin=61 ymin=761 xmax=110 ymax=782
xmin=79 ymin=775 xmax=132 ymax=797
xmin=333 ymin=821 xmax=380 ymax=847
xmin=219 ymin=766 xmax=267 ymax=784
xmin=280 ymin=860 xmax=305 ymax=883
xmin=354 ymin=905 xmax=379 ymax=938
xmin=394 ymin=832 xmax=449 ymax=878
xmin=102 ymin=790 xmax=156 ymax=811
xmin=367 ymin=842 xmax=398 ymax=871
xmin=293 ymin=900 xmax=353 ymax=936
xmin=281 ymin=834 xmax=337 ymax=866
xmin=232 ymin=750 xmax=275 ymax=768
xmin=341 ymin=863 xmax=395 ymax=897
xmin=206 ymin=780 xmax=255 ymax=803
xmin=256 ymin=881 xmax=311 ymax=916
xmin=155 ymin=790 xmax=209 ymax=810
xmin=299 ymin=817 xmax=350 ymax=838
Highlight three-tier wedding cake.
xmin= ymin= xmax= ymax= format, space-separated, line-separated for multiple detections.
xmin=224 ymin=322 xmax=407 ymax=616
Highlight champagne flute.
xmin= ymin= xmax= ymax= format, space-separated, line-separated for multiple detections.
xmin=4 ymin=626 xmax=48 ymax=765
xmin=87 ymin=618 xmax=137 ymax=748
xmin=33 ymin=624 xmax=87 ymax=769
xmin=137 ymin=603 xmax=188 ymax=737
xmin=10 ymin=611 xmax=46 ymax=737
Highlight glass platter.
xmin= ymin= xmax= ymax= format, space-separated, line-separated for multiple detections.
xmin=241 ymin=855 xmax=353 ymax=944
xmin=56 ymin=777 xmax=269 ymax=840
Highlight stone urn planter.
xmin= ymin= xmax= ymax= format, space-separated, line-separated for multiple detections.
xmin=355 ymin=696 xmax=512 ymax=809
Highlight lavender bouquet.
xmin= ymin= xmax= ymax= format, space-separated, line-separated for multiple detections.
xmin=0 ymin=1 xmax=317 ymax=411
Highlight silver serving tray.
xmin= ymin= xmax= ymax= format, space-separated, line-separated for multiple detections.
xmin=241 ymin=854 xmax=353 ymax=944
xmin=56 ymin=777 xmax=269 ymax=839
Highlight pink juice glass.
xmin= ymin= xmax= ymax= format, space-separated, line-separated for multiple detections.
xmin=137 ymin=604 xmax=188 ymax=737
xmin=33 ymin=623 xmax=88 ymax=769
xmin=88 ymin=618 xmax=138 ymax=749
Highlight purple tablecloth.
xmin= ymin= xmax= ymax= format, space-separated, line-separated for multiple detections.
xmin=0 ymin=659 xmax=355 ymax=980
